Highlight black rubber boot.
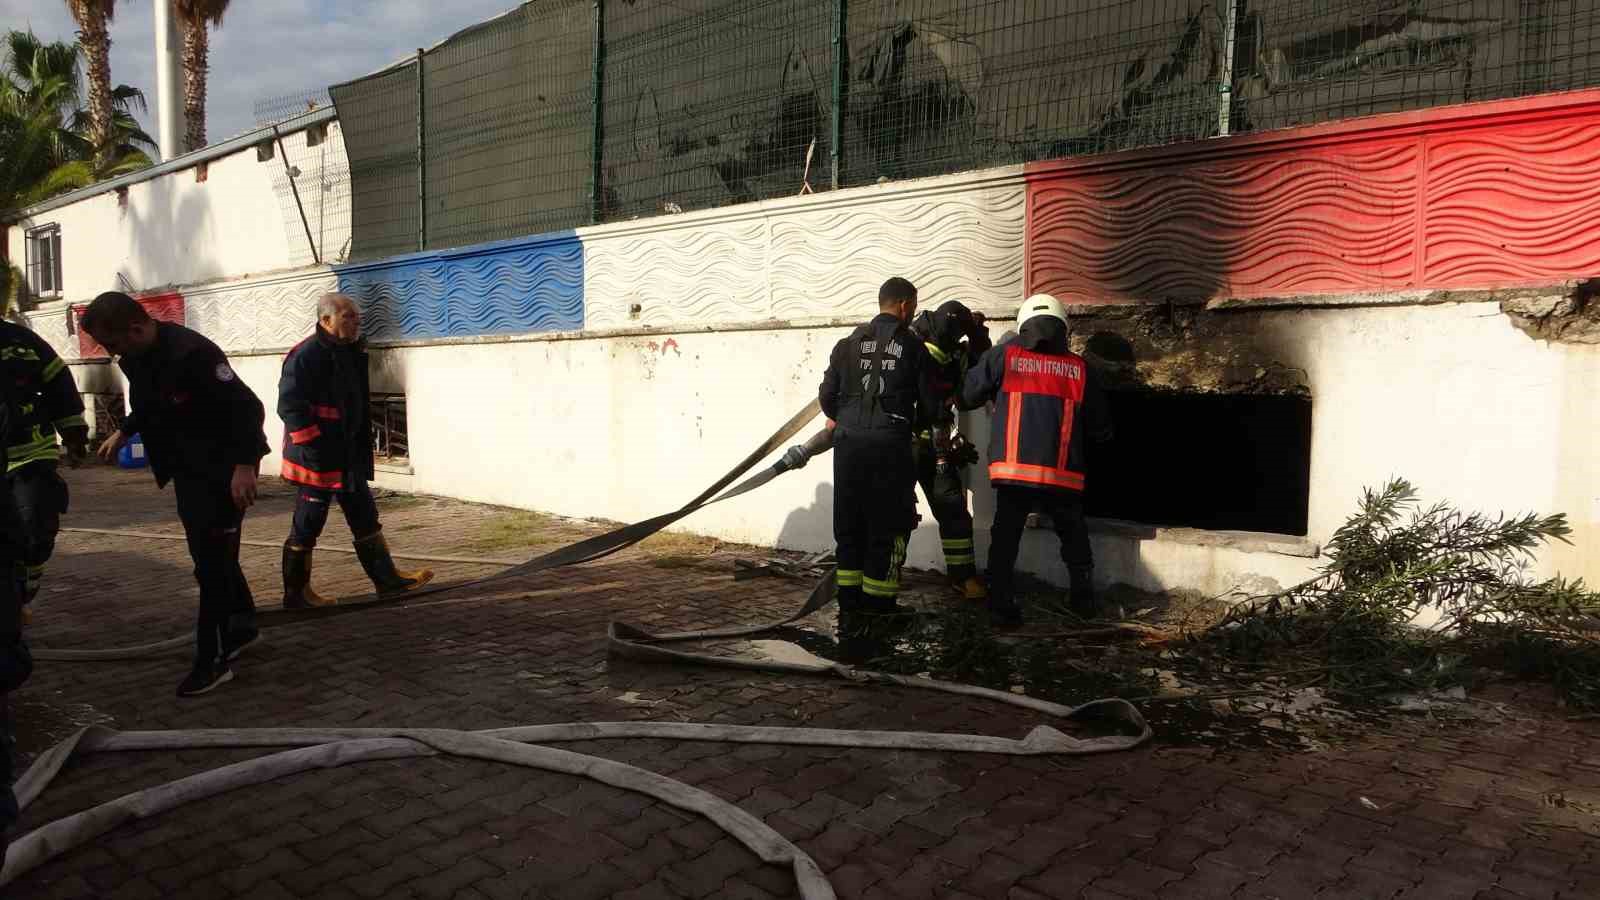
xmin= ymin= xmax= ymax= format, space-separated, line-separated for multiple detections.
xmin=281 ymin=543 xmax=333 ymax=609
xmin=836 ymin=584 xmax=867 ymax=637
xmin=1069 ymin=566 xmax=1098 ymax=619
xmin=353 ymin=531 xmax=434 ymax=596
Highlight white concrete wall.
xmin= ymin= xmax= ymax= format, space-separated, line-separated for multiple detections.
xmin=44 ymin=295 xmax=1600 ymax=598
xmin=190 ymin=298 xmax=1589 ymax=597
xmin=5 ymin=123 xmax=349 ymax=303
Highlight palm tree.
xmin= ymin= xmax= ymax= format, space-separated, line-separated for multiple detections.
xmin=174 ymin=0 xmax=230 ymax=151
xmin=60 ymin=0 xmax=117 ymax=153
xmin=0 ymin=30 xmax=153 ymax=214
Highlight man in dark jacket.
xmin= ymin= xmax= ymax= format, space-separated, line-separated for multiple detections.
xmin=818 ymin=277 xmax=940 ymax=634
xmin=0 ymin=321 xmax=89 ymax=620
xmin=963 ymin=294 xmax=1112 ymax=626
xmin=84 ymin=291 xmax=270 ymax=696
xmin=908 ymin=301 xmax=991 ymax=600
xmin=278 ymin=293 xmax=430 ymax=608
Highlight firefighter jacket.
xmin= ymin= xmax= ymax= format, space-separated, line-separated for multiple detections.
xmin=118 ymin=323 xmax=269 ymax=488
xmin=0 ymin=322 xmax=86 ymax=472
xmin=819 ymin=313 xmax=941 ymax=440
xmin=910 ymin=304 xmax=991 ymax=437
xmin=278 ymin=326 xmax=373 ymax=491
xmin=961 ymin=317 xmax=1112 ymax=494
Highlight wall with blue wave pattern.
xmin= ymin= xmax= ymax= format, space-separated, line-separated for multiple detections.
xmin=332 ymin=231 xmax=584 ymax=341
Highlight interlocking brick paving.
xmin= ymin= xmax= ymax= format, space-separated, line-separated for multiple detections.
xmin=5 ymin=466 xmax=1598 ymax=898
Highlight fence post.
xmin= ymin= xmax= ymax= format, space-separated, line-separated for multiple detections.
xmin=591 ymin=0 xmax=606 ymax=224
xmin=1218 ymin=0 xmax=1240 ymax=137
xmin=415 ymin=48 xmax=427 ymax=251
xmin=830 ymin=0 xmax=846 ymax=190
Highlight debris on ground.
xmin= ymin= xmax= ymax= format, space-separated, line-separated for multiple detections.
xmin=706 ymin=479 xmax=1600 ymax=749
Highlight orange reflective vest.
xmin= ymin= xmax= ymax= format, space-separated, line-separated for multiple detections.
xmin=985 ymin=344 xmax=1091 ymax=493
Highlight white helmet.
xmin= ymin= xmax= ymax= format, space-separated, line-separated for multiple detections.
xmin=1016 ymin=293 xmax=1066 ymax=327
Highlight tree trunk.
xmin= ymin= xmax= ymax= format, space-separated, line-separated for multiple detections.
xmin=182 ymin=18 xmax=208 ymax=151
xmin=69 ymin=1 xmax=115 ymax=155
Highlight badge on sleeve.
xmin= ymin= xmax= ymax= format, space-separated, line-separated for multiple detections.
xmin=215 ymin=362 xmax=236 ymax=383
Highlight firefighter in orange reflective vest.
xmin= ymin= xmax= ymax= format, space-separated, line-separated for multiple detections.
xmin=962 ymin=294 xmax=1113 ymax=626
xmin=278 ymin=293 xmax=432 ymax=607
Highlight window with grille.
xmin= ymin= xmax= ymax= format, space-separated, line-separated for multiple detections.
xmin=24 ymin=225 xmax=62 ymax=299
xmin=90 ymin=393 xmax=125 ymax=439
xmin=370 ymin=394 xmax=408 ymax=464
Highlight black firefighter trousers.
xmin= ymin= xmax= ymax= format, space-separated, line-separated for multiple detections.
xmin=911 ymin=438 xmax=976 ymax=581
xmin=0 ymin=471 xmax=33 ymax=858
xmin=9 ymin=460 xmax=68 ymax=604
xmin=832 ymin=430 xmax=916 ymax=612
xmin=986 ymin=484 xmax=1094 ymax=607
xmin=174 ymin=477 xmax=258 ymax=667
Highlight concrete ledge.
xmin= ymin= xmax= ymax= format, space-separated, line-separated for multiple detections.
xmin=1029 ymin=512 xmax=1321 ymax=559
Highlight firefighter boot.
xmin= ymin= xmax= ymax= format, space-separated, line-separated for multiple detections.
xmin=957 ymin=576 xmax=988 ymax=602
xmin=353 ymin=531 xmax=435 ymax=596
xmin=836 ymin=583 xmax=867 ymax=637
xmin=281 ymin=543 xmax=334 ymax=609
xmin=1069 ymin=566 xmax=1098 ymax=619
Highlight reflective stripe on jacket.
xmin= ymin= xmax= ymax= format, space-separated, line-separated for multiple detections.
xmin=278 ymin=327 xmax=372 ymax=492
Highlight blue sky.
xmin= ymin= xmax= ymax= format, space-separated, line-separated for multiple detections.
xmin=1 ymin=0 xmax=518 ymax=147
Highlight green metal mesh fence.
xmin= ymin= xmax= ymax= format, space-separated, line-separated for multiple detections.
xmin=332 ymin=63 xmax=421 ymax=261
xmin=602 ymin=0 xmax=837 ymax=220
xmin=422 ymin=1 xmax=594 ymax=249
xmin=330 ymin=0 xmax=1600 ymax=260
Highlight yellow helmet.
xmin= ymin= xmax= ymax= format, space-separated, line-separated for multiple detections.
xmin=1016 ymin=293 xmax=1066 ymax=327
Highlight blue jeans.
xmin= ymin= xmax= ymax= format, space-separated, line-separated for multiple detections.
xmin=290 ymin=479 xmax=381 ymax=547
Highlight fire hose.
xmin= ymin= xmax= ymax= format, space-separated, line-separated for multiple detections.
xmin=7 ymin=401 xmax=1151 ymax=896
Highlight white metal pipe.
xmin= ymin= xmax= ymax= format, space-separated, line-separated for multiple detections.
xmin=152 ymin=0 xmax=186 ymax=161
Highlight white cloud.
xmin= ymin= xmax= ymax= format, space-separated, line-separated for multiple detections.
xmin=0 ymin=0 xmax=519 ymax=148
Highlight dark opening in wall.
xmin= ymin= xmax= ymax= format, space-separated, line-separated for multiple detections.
xmin=370 ymin=394 xmax=409 ymax=465
xmin=1084 ymin=390 xmax=1312 ymax=536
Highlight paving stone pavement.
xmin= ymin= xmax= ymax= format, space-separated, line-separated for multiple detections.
xmin=4 ymin=465 xmax=1599 ymax=899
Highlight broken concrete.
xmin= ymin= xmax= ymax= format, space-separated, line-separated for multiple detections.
xmin=1501 ymin=279 xmax=1600 ymax=344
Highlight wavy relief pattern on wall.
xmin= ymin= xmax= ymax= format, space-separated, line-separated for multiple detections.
xmin=24 ymin=310 xmax=75 ymax=363
xmin=182 ymin=270 xmax=333 ymax=352
xmin=1028 ymin=142 xmax=1421 ymax=303
xmin=335 ymin=236 xmax=585 ymax=342
xmin=583 ymin=218 xmax=770 ymax=330
xmin=1422 ymin=121 xmax=1600 ymax=287
xmin=770 ymin=185 xmax=1026 ymax=320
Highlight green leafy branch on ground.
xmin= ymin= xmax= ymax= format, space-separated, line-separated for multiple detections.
xmin=1207 ymin=479 xmax=1600 ymax=705
xmin=856 ymin=479 xmax=1600 ymax=740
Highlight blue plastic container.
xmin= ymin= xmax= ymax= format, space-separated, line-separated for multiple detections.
xmin=116 ymin=433 xmax=147 ymax=469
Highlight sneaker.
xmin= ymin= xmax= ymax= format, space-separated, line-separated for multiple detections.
xmin=223 ymin=628 xmax=262 ymax=662
xmin=177 ymin=663 xmax=234 ymax=697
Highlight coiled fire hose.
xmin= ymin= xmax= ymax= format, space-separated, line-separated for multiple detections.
xmin=6 ymin=401 xmax=1151 ymax=897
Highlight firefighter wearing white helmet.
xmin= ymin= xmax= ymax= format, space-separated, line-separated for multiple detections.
xmin=960 ymin=293 xmax=1113 ymax=625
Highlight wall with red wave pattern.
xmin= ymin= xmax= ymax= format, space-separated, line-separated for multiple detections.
xmin=1024 ymin=90 xmax=1600 ymax=304
xmin=74 ymin=292 xmax=185 ymax=359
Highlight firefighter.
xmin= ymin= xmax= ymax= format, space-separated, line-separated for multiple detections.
xmin=908 ymin=301 xmax=991 ymax=600
xmin=0 ymin=386 xmax=34 ymax=859
xmin=84 ymin=292 xmax=270 ymax=697
xmin=818 ymin=277 xmax=940 ymax=634
xmin=278 ymin=293 xmax=431 ymax=608
xmin=0 ymin=320 xmax=89 ymax=621
xmin=962 ymin=294 xmax=1112 ymax=626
